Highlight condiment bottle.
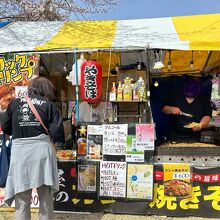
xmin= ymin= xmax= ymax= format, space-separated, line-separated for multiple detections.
xmin=109 ymin=81 xmax=117 ymax=101
xmin=117 ymin=81 xmax=123 ymax=101
xmin=111 ymin=82 xmax=116 ymax=93
xmin=123 ymin=77 xmax=132 ymax=101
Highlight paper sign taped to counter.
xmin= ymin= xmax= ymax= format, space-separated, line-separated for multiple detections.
xmin=126 ymin=135 xmax=144 ymax=162
xmin=127 ymin=164 xmax=153 ymax=200
xmin=103 ymin=124 xmax=128 ymax=155
xmin=99 ymin=161 xmax=126 ymax=198
xmin=87 ymin=125 xmax=103 ymax=160
xmin=163 ymin=163 xmax=191 ymax=198
xmin=136 ymin=124 xmax=155 ymax=151
xmin=77 ymin=165 xmax=96 ymax=192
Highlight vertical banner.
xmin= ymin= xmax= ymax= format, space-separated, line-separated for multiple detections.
xmin=136 ymin=124 xmax=155 ymax=151
xmin=99 ymin=161 xmax=127 ymax=198
xmin=103 ymin=124 xmax=128 ymax=156
xmin=127 ymin=164 xmax=154 ymax=200
xmin=87 ymin=125 xmax=103 ymax=160
xmin=0 ymin=53 xmax=39 ymax=111
xmin=163 ymin=164 xmax=191 ymax=197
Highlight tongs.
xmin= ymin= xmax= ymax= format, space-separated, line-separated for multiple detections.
xmin=180 ymin=111 xmax=193 ymax=118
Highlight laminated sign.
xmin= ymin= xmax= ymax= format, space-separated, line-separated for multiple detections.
xmin=80 ymin=60 xmax=102 ymax=103
xmin=163 ymin=163 xmax=191 ymax=197
xmin=99 ymin=161 xmax=127 ymax=198
xmin=127 ymin=164 xmax=153 ymax=200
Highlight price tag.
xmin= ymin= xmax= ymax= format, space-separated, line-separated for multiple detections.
xmin=173 ymin=172 xmax=190 ymax=179
xmin=15 ymin=86 xmax=28 ymax=98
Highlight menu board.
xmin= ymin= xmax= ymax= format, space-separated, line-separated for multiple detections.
xmin=99 ymin=161 xmax=127 ymax=198
xmin=127 ymin=164 xmax=153 ymax=200
xmin=136 ymin=124 xmax=155 ymax=151
xmin=103 ymin=124 xmax=128 ymax=155
xmin=87 ymin=125 xmax=103 ymax=160
xmin=77 ymin=165 xmax=96 ymax=192
xmin=163 ymin=163 xmax=191 ymax=197
xmin=126 ymin=135 xmax=144 ymax=162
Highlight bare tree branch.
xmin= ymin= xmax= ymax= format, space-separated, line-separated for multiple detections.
xmin=0 ymin=0 xmax=117 ymax=21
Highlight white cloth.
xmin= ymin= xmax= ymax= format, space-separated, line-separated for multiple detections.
xmin=79 ymin=102 xmax=109 ymax=123
xmin=4 ymin=134 xmax=59 ymax=206
xmin=69 ymin=58 xmax=87 ymax=85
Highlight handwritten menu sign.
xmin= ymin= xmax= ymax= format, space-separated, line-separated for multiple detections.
xmin=136 ymin=124 xmax=155 ymax=151
xmin=103 ymin=124 xmax=128 ymax=155
xmin=99 ymin=161 xmax=127 ymax=198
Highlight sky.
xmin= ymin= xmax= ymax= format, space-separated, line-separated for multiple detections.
xmin=89 ymin=0 xmax=220 ymax=20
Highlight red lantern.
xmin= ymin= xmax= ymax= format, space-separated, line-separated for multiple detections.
xmin=80 ymin=60 xmax=102 ymax=103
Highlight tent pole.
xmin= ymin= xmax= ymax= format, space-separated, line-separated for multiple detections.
xmin=74 ymin=49 xmax=80 ymax=122
xmin=201 ymin=51 xmax=213 ymax=74
xmin=145 ymin=48 xmax=153 ymax=124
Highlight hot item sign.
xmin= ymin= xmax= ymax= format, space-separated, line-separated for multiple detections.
xmin=80 ymin=60 xmax=102 ymax=103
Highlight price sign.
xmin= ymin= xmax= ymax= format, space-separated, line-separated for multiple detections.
xmin=15 ymin=86 xmax=28 ymax=99
xmin=173 ymin=172 xmax=190 ymax=179
xmin=163 ymin=163 xmax=191 ymax=197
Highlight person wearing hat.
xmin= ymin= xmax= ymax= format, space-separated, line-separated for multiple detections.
xmin=162 ymin=78 xmax=212 ymax=142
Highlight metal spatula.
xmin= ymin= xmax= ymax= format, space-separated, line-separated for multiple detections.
xmin=180 ymin=111 xmax=193 ymax=117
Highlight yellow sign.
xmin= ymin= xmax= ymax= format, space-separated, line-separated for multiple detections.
xmin=163 ymin=164 xmax=191 ymax=197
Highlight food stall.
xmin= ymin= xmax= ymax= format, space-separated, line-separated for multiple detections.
xmin=0 ymin=13 xmax=220 ymax=217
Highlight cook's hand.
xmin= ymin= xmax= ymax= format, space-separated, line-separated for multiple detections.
xmin=170 ymin=107 xmax=182 ymax=115
xmin=192 ymin=123 xmax=203 ymax=131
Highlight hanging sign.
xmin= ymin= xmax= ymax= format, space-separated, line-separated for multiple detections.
xmin=80 ymin=60 xmax=102 ymax=103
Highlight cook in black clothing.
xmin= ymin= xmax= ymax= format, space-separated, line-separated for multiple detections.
xmin=162 ymin=78 xmax=212 ymax=142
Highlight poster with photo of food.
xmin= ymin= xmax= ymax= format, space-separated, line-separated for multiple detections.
xmin=163 ymin=163 xmax=191 ymax=197
xmin=87 ymin=125 xmax=103 ymax=160
xmin=0 ymin=53 xmax=39 ymax=111
xmin=127 ymin=164 xmax=153 ymax=200
xmin=77 ymin=165 xmax=96 ymax=192
xmin=77 ymin=125 xmax=87 ymax=156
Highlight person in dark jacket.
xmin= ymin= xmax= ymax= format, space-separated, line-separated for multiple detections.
xmin=1 ymin=77 xmax=65 ymax=220
xmin=162 ymin=78 xmax=212 ymax=142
